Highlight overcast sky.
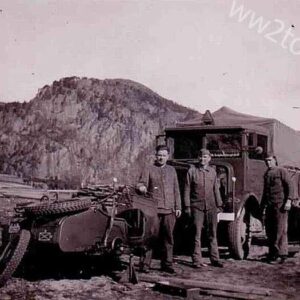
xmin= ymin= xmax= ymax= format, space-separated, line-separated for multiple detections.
xmin=0 ymin=0 xmax=299 ymax=129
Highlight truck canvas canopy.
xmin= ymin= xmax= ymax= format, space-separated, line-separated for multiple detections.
xmin=175 ymin=106 xmax=300 ymax=169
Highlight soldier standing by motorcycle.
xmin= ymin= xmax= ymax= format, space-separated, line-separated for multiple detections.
xmin=136 ymin=145 xmax=181 ymax=274
xmin=261 ymin=153 xmax=293 ymax=264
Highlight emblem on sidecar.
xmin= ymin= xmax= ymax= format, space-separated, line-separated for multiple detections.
xmin=38 ymin=229 xmax=53 ymax=241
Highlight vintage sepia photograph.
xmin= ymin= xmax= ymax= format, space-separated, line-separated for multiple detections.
xmin=0 ymin=1 xmax=299 ymax=299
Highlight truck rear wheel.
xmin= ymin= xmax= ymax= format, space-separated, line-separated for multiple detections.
xmin=0 ymin=230 xmax=31 ymax=287
xmin=228 ymin=207 xmax=253 ymax=260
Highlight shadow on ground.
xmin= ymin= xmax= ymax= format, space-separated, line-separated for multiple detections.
xmin=15 ymin=247 xmax=126 ymax=282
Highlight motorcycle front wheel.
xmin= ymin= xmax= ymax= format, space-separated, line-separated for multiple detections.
xmin=0 ymin=229 xmax=31 ymax=287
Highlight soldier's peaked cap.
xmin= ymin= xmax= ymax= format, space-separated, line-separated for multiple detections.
xmin=198 ymin=148 xmax=211 ymax=156
xmin=265 ymin=152 xmax=275 ymax=159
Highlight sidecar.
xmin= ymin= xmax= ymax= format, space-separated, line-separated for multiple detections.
xmin=30 ymin=194 xmax=158 ymax=254
xmin=0 ymin=188 xmax=159 ymax=287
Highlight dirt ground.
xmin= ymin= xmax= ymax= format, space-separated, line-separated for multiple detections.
xmin=0 ymin=246 xmax=300 ymax=300
xmin=0 ymin=198 xmax=300 ymax=300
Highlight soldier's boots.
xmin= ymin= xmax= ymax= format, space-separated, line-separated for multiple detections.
xmin=211 ymin=260 xmax=224 ymax=268
xmin=161 ymin=265 xmax=176 ymax=274
xmin=268 ymin=255 xmax=287 ymax=264
xmin=192 ymin=262 xmax=208 ymax=268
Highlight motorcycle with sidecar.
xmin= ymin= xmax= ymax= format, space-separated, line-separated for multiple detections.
xmin=0 ymin=185 xmax=159 ymax=287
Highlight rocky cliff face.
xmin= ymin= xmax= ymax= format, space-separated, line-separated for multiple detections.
xmin=0 ymin=77 xmax=200 ymax=187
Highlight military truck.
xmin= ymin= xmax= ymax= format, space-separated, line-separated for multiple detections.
xmin=157 ymin=106 xmax=300 ymax=259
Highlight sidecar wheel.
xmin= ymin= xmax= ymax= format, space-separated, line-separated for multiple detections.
xmin=24 ymin=198 xmax=92 ymax=216
xmin=0 ymin=229 xmax=31 ymax=287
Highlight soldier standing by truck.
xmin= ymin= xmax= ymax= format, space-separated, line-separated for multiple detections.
xmin=184 ymin=149 xmax=224 ymax=268
xmin=261 ymin=153 xmax=293 ymax=264
xmin=136 ymin=145 xmax=182 ymax=274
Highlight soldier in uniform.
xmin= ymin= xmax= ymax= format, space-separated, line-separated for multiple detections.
xmin=261 ymin=153 xmax=293 ymax=263
xmin=136 ymin=145 xmax=181 ymax=274
xmin=184 ymin=149 xmax=224 ymax=268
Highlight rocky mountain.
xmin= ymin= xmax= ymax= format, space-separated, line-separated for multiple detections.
xmin=0 ymin=77 xmax=201 ymax=187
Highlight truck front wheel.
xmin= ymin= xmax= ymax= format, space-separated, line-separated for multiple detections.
xmin=228 ymin=207 xmax=253 ymax=260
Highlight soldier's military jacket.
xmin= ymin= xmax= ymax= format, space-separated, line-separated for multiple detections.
xmin=261 ymin=166 xmax=293 ymax=206
xmin=184 ymin=165 xmax=222 ymax=211
xmin=137 ymin=163 xmax=181 ymax=214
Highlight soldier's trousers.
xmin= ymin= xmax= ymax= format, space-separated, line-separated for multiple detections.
xmin=140 ymin=213 xmax=176 ymax=268
xmin=265 ymin=203 xmax=288 ymax=257
xmin=191 ymin=208 xmax=219 ymax=263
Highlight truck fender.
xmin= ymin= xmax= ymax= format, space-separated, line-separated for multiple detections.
xmin=236 ymin=193 xmax=260 ymax=219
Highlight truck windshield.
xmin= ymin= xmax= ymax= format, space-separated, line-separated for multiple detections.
xmin=168 ymin=131 xmax=242 ymax=159
xmin=206 ymin=133 xmax=242 ymax=158
xmin=171 ymin=133 xmax=203 ymax=159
